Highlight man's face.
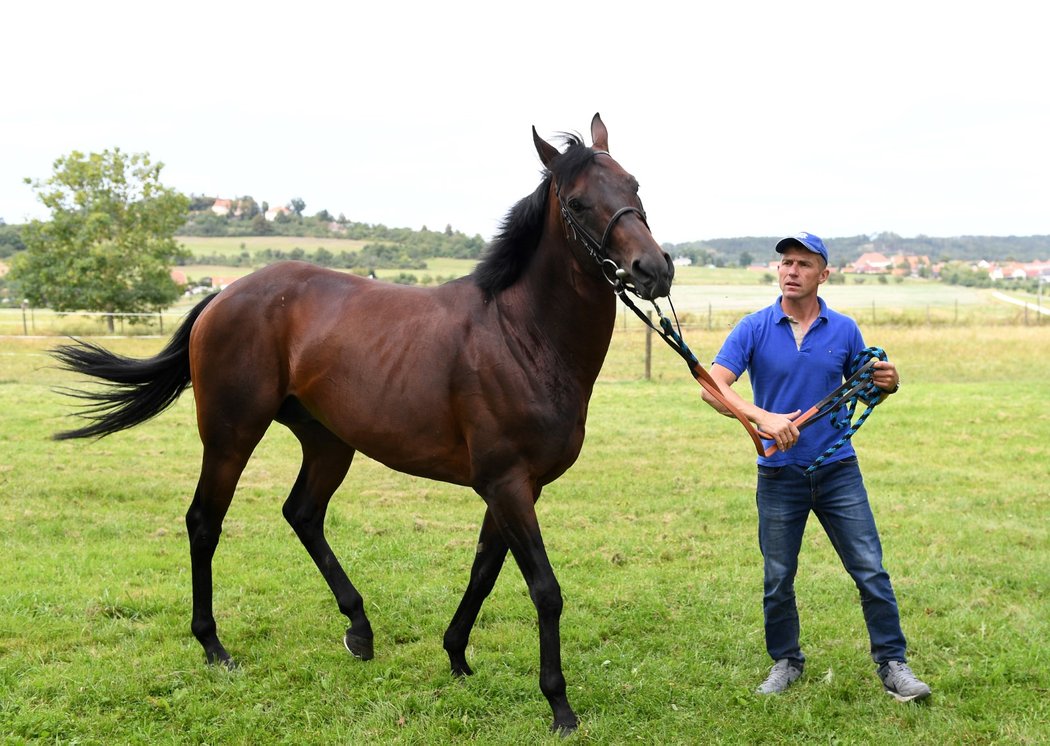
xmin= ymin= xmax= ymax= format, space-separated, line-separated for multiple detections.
xmin=778 ymin=247 xmax=829 ymax=300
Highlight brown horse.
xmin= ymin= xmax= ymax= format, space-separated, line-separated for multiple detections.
xmin=53 ymin=113 xmax=674 ymax=733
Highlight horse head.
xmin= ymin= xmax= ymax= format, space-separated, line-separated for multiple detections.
xmin=533 ymin=113 xmax=674 ymax=300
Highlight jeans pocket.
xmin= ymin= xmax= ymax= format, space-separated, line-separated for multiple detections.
xmin=830 ymin=456 xmax=859 ymax=471
xmin=758 ymin=465 xmax=784 ymax=479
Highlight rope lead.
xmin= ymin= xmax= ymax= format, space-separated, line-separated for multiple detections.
xmin=804 ymin=346 xmax=887 ymax=474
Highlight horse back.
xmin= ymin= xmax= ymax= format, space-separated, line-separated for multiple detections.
xmin=188 ymin=262 xmax=589 ymax=488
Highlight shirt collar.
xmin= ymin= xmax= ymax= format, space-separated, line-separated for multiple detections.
xmin=774 ymin=296 xmax=829 ymax=324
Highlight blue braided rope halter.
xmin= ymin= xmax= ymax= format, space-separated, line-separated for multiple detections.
xmin=805 ymin=346 xmax=888 ymax=474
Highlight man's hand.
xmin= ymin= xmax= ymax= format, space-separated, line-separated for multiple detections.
xmin=755 ymin=409 xmax=803 ymax=452
xmin=872 ymin=360 xmax=900 ymax=394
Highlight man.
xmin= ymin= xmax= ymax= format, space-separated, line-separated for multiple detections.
xmin=701 ymin=232 xmax=930 ymax=702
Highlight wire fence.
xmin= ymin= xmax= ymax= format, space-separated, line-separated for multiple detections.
xmin=613 ymin=296 xmax=1047 ymax=334
xmin=1 ymin=291 xmax=1045 ymax=339
xmin=0 ymin=307 xmax=187 ymax=337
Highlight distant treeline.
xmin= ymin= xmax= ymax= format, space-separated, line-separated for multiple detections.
xmin=183 ymin=244 xmax=440 ymax=271
xmin=178 ymin=197 xmax=485 ymax=268
xmin=2 ymin=215 xmax=1047 ymax=268
xmin=667 ymin=232 xmax=1050 ymax=268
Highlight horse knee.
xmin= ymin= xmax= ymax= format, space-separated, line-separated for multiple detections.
xmin=529 ymin=578 xmax=563 ymax=618
xmin=185 ymin=511 xmax=222 ymax=553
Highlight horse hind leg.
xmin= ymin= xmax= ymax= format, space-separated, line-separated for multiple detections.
xmin=186 ymin=437 xmax=264 ymax=667
xmin=281 ymin=419 xmax=373 ymax=660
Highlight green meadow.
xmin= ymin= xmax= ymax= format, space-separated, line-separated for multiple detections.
xmin=0 ymin=284 xmax=1047 ymax=742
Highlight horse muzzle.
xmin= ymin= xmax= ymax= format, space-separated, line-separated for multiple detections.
xmin=626 ymin=251 xmax=674 ymax=300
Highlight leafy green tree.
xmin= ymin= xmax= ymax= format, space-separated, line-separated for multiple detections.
xmin=0 ymin=222 xmax=26 ymax=258
xmin=12 ymin=149 xmax=190 ymax=330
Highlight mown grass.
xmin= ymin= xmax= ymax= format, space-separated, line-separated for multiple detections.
xmin=0 ymin=320 xmax=1047 ymax=744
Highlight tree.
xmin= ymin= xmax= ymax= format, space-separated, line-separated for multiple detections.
xmin=289 ymin=197 xmax=306 ymax=217
xmin=12 ymin=148 xmax=190 ymax=330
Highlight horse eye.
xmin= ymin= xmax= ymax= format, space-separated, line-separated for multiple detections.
xmin=567 ymin=197 xmax=584 ymax=213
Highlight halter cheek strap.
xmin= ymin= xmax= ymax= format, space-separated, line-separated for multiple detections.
xmin=554 ymin=150 xmax=649 ymax=289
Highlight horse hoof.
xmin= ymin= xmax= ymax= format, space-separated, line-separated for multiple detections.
xmin=205 ymin=650 xmax=238 ymax=669
xmin=551 ymin=717 xmax=578 ymax=737
xmin=451 ymin=662 xmax=474 ymax=678
xmin=344 ymin=632 xmax=374 ymax=661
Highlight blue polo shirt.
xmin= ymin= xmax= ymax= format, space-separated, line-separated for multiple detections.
xmin=713 ymin=296 xmax=866 ymax=467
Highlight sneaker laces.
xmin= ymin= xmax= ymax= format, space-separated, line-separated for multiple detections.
xmin=883 ymin=661 xmax=927 ymax=693
xmin=759 ymin=660 xmax=801 ymax=692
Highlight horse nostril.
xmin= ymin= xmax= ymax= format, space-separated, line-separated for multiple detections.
xmin=630 ymin=254 xmax=674 ymax=298
xmin=631 ymin=257 xmax=653 ymax=284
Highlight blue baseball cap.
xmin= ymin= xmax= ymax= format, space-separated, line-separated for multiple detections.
xmin=776 ymin=232 xmax=828 ymax=265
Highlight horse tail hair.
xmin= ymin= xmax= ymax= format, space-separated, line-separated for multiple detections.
xmin=52 ymin=293 xmax=220 ymax=441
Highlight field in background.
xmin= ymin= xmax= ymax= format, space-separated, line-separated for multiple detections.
xmin=2 ymin=244 xmax=1046 ymax=336
xmin=177 ymin=235 xmax=372 ymax=258
xmin=1 ymin=282 xmax=1041 ymax=338
xmin=0 ymin=322 xmax=1047 ymax=743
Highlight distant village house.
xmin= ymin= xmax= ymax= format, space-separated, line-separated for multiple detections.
xmin=210 ymin=198 xmax=234 ymax=217
xmin=265 ymin=205 xmax=293 ymax=221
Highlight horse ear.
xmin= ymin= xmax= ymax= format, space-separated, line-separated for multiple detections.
xmin=533 ymin=126 xmax=561 ymax=168
xmin=591 ymin=113 xmax=609 ymax=152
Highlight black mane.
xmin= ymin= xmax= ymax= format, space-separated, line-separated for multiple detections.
xmin=472 ymin=133 xmax=599 ymax=296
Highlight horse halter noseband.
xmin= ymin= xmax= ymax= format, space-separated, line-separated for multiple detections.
xmin=555 ymin=150 xmax=650 ymax=291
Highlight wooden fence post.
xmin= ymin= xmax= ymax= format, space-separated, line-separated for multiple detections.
xmin=645 ymin=311 xmax=652 ymax=380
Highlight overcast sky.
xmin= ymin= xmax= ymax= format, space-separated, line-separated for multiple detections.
xmin=3 ymin=1 xmax=1048 ymax=245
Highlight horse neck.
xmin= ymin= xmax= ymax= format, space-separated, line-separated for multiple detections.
xmin=501 ymin=228 xmax=618 ymax=384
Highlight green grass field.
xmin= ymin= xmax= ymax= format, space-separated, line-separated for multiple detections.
xmin=1 ymin=301 xmax=1048 ymax=742
xmin=4 ymin=251 xmax=1041 ymax=337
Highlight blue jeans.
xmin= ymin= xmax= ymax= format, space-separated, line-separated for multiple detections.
xmin=756 ymin=457 xmax=907 ymax=666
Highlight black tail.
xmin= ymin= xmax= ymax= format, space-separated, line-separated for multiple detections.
xmin=52 ymin=293 xmax=220 ymax=440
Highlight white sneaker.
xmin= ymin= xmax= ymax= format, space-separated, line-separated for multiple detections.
xmin=756 ymin=659 xmax=803 ymax=694
xmin=879 ymin=660 xmax=932 ymax=702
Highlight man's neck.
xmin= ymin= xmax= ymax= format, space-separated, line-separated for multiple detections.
xmin=781 ymin=295 xmax=822 ymax=326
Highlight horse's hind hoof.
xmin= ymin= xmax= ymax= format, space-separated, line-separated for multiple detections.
xmin=344 ymin=631 xmax=374 ymax=661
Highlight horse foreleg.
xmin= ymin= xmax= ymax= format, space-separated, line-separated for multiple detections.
xmin=487 ymin=481 xmax=578 ymax=735
xmin=443 ymin=507 xmax=508 ymax=676
xmin=283 ymin=422 xmax=373 ymax=660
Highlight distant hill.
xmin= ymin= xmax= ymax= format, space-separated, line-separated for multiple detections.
xmin=3 ymin=215 xmax=1047 ymax=268
xmin=664 ymin=232 xmax=1050 ymax=268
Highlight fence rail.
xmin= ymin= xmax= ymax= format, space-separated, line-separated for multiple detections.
xmin=0 ymin=307 xmax=189 ymax=337
xmin=1 ymin=291 xmax=1045 ymax=338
